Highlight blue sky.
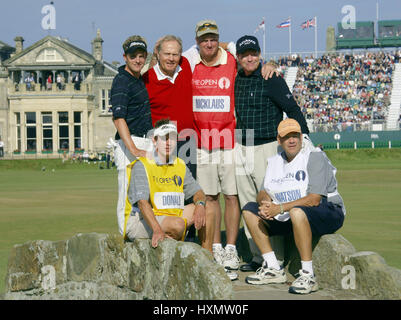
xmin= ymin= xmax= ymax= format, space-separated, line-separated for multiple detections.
xmin=1 ymin=0 xmax=401 ymax=63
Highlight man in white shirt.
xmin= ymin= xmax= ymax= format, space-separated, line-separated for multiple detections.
xmin=242 ymin=119 xmax=345 ymax=294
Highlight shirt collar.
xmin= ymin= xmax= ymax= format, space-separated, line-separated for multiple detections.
xmin=238 ymin=63 xmax=262 ymax=77
xmin=153 ymin=150 xmax=176 ymax=165
xmin=193 ymin=46 xmax=228 ymax=67
xmin=153 ymin=63 xmax=182 ymax=84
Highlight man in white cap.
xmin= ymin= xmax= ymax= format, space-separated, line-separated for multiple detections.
xmin=124 ymin=119 xmax=214 ymax=252
xmin=242 ymin=119 xmax=345 ymax=294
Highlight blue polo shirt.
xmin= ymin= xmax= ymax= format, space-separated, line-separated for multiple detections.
xmin=111 ymin=65 xmax=153 ymax=140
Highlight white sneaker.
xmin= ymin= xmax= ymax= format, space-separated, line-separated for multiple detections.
xmin=288 ymin=270 xmax=319 ymax=294
xmin=225 ymin=269 xmax=238 ymax=281
xmin=245 ymin=262 xmax=287 ymax=285
xmin=223 ymin=246 xmax=240 ymax=270
xmin=213 ymin=246 xmax=226 ymax=266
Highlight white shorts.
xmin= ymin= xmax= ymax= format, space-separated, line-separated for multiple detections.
xmin=114 ymin=136 xmax=153 ymax=171
xmin=114 ymin=136 xmax=153 ymax=235
xmin=125 ymin=211 xmax=166 ymax=241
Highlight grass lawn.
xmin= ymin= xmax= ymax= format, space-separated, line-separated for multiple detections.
xmin=1 ymin=149 xmax=401 ymax=294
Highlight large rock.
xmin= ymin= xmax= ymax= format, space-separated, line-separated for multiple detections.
xmin=4 ymin=233 xmax=233 ymax=300
xmin=312 ymin=234 xmax=357 ymax=289
xmin=349 ymin=251 xmax=401 ymax=300
xmin=235 ymin=230 xmax=401 ymax=300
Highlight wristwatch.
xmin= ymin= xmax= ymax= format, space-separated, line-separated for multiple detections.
xmin=195 ymin=200 xmax=206 ymax=207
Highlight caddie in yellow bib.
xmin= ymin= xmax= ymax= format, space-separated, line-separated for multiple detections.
xmin=123 ymin=120 xmax=213 ymax=253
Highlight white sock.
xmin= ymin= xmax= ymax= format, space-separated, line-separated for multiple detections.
xmin=225 ymin=244 xmax=236 ymax=251
xmin=262 ymin=251 xmax=281 ymax=270
xmin=212 ymin=243 xmax=223 ymax=251
xmin=301 ymin=260 xmax=314 ymax=276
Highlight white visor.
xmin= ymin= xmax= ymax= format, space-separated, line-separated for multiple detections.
xmin=153 ymin=124 xmax=178 ymax=138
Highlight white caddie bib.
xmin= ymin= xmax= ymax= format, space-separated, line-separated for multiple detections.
xmin=263 ymin=149 xmax=311 ymax=222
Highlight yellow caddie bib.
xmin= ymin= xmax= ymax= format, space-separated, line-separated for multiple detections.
xmin=123 ymin=156 xmax=186 ymax=239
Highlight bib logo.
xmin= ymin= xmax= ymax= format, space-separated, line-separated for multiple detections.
xmin=295 ymin=170 xmax=306 ymax=181
xmin=153 ymin=175 xmax=183 ymax=187
xmin=218 ymin=77 xmax=230 ymax=90
xmin=173 ymin=175 xmax=183 ymax=187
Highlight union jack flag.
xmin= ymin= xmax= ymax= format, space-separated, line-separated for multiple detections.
xmin=277 ymin=17 xmax=291 ymax=28
xmin=301 ymin=17 xmax=316 ymax=29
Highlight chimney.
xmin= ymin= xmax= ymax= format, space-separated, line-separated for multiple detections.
xmin=14 ymin=36 xmax=24 ymax=54
xmin=91 ymin=29 xmax=103 ymax=61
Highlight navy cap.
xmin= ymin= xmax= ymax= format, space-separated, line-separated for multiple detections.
xmin=123 ymin=35 xmax=148 ymax=55
xmin=236 ymin=35 xmax=261 ymax=55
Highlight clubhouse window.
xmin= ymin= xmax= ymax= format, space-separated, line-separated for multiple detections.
xmin=26 ymin=112 xmax=37 ymax=152
xmin=15 ymin=112 xmax=21 ymax=151
xmin=74 ymin=111 xmax=81 ymax=150
xmin=58 ymin=112 xmax=69 ymax=150
xmin=42 ymin=112 xmax=53 ymax=151
xmin=101 ymin=89 xmax=112 ymax=113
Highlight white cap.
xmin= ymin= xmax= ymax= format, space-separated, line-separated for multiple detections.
xmin=153 ymin=123 xmax=178 ymax=138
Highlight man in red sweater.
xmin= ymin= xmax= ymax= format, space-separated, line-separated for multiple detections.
xmin=142 ymin=35 xmax=196 ymax=177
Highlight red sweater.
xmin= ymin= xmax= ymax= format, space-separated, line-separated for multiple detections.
xmin=143 ymin=57 xmax=194 ymax=137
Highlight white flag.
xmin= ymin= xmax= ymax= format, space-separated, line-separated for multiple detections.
xmin=254 ymin=18 xmax=265 ymax=34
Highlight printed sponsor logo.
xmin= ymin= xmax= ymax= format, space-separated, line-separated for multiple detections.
xmin=152 ymin=175 xmax=183 ymax=186
xmin=239 ymin=39 xmax=256 ymax=47
xmin=218 ymin=77 xmax=231 ymax=89
xmin=193 ymin=79 xmax=218 ymax=87
xmin=295 ymin=170 xmax=306 ymax=181
xmin=193 ymin=77 xmax=231 ymax=90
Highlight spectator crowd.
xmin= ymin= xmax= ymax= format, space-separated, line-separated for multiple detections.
xmin=274 ymin=50 xmax=401 ymax=131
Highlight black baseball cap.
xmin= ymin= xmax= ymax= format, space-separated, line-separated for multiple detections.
xmin=236 ymin=35 xmax=261 ymax=55
xmin=123 ymin=36 xmax=147 ymax=55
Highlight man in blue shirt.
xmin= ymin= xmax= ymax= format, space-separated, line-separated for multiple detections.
xmin=111 ymin=35 xmax=154 ymax=236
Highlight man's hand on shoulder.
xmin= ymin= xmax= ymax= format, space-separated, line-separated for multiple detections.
xmin=261 ymin=61 xmax=280 ymax=80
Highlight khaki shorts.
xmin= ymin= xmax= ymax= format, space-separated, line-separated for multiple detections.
xmin=125 ymin=211 xmax=166 ymax=241
xmin=196 ymin=148 xmax=237 ymax=196
xmin=234 ymin=141 xmax=279 ymax=209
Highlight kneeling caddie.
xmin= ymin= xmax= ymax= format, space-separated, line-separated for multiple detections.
xmin=123 ymin=119 xmax=213 ymax=252
xmin=242 ymin=118 xmax=346 ymax=294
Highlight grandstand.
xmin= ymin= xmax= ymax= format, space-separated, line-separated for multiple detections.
xmin=270 ymin=18 xmax=401 ymax=140
xmin=275 ymin=49 xmax=401 ymax=149
xmin=273 ymin=19 xmax=401 ymax=137
xmin=290 ymin=51 xmax=398 ymax=132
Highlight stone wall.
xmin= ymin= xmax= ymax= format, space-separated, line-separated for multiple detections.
xmin=4 ymin=233 xmax=233 ymax=300
xmin=4 ymin=231 xmax=401 ymax=300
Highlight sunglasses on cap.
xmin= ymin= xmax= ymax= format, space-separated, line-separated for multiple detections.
xmin=197 ymin=23 xmax=218 ymax=32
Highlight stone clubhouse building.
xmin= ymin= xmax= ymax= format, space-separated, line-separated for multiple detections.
xmin=0 ymin=30 xmax=118 ymax=157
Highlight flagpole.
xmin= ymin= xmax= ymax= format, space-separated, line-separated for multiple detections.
xmin=263 ymin=17 xmax=266 ymax=61
xmin=314 ymin=16 xmax=317 ymax=58
xmin=289 ymin=17 xmax=292 ymax=54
